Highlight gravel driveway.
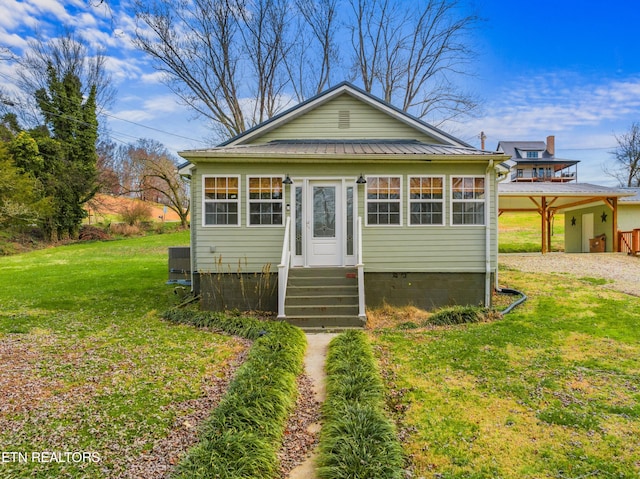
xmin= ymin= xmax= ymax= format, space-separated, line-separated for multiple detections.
xmin=499 ymin=252 xmax=640 ymax=297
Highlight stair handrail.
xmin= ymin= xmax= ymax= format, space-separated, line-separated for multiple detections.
xmin=356 ymin=216 xmax=366 ymax=318
xmin=278 ymin=216 xmax=292 ymax=318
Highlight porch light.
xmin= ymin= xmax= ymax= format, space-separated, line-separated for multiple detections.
xmin=356 ymin=174 xmax=367 ymax=184
xmin=283 ymin=174 xmax=293 ymax=185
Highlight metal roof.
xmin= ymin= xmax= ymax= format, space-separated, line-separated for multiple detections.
xmin=498 ymin=141 xmax=550 ymax=159
xmin=498 ymin=182 xmax=635 ymax=213
xmin=182 ymin=139 xmax=499 ymax=157
xmin=499 ymin=182 xmax=631 ymax=196
xmin=619 ymin=187 xmax=640 ymax=203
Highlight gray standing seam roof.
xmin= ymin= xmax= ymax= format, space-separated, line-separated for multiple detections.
xmin=185 ymin=139 xmax=498 ymax=156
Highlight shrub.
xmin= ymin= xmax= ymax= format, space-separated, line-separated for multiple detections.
xmin=108 ymin=223 xmax=141 ymax=237
xmin=119 ymin=200 xmax=152 ymax=226
xmin=318 ymin=331 xmax=404 ymax=479
xmin=425 ymin=305 xmax=491 ymax=326
xmin=162 ymin=310 xmax=306 ymax=479
xmin=78 ymin=225 xmax=111 ymax=241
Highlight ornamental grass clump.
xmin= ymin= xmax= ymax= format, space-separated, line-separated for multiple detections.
xmin=162 ymin=310 xmax=306 ymax=479
xmin=318 ymin=330 xmax=404 ymax=479
xmin=425 ymin=305 xmax=490 ymax=326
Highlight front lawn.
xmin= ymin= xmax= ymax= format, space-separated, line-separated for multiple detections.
xmin=0 ymin=232 xmax=247 ymax=478
xmin=372 ymin=267 xmax=640 ymax=478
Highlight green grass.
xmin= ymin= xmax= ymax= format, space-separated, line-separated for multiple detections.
xmin=162 ymin=309 xmax=307 ymax=479
xmin=499 ymin=212 xmax=565 ymax=252
xmin=318 ymin=331 xmax=404 ymax=479
xmin=0 ymin=232 xmax=247 ymax=478
xmin=371 ymin=268 xmax=640 ymax=478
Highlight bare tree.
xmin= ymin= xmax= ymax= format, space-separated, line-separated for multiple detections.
xmin=133 ymin=0 xmax=480 ymax=139
xmin=286 ymin=0 xmax=339 ymax=101
xmin=606 ymin=122 xmax=640 ymax=187
xmin=15 ymin=30 xmax=115 ymax=123
xmin=347 ymin=0 xmax=479 ymax=123
xmin=120 ymin=139 xmax=190 ymax=228
xmin=134 ymin=0 xmax=295 ymax=138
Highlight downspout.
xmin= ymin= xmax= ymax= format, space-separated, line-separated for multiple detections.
xmin=485 ymin=160 xmax=494 ymax=307
xmin=494 ymin=163 xmax=509 ymax=295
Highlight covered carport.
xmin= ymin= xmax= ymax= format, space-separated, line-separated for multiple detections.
xmin=498 ymin=182 xmax=634 ymax=254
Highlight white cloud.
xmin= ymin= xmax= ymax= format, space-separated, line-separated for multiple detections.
xmin=140 ymin=71 xmax=166 ymax=84
xmin=450 ymin=73 xmax=640 ymax=149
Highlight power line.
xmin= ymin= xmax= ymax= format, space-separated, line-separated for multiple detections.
xmin=0 ymin=70 xmax=210 ymax=146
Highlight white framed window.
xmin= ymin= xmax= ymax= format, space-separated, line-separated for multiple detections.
xmin=366 ymin=176 xmax=402 ymax=225
xmin=203 ymin=176 xmax=240 ymax=226
xmin=408 ymin=176 xmax=444 ymax=226
xmin=247 ymin=176 xmax=284 ymax=226
xmin=526 ymin=151 xmax=539 ymax=158
xmin=451 ymin=176 xmax=485 ymax=225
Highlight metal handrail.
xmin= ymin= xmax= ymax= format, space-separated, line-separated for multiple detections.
xmin=277 ymin=216 xmax=291 ymax=318
xmin=356 ymin=216 xmax=365 ymax=318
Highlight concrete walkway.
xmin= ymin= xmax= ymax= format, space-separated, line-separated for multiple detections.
xmin=287 ymin=333 xmax=337 ymax=479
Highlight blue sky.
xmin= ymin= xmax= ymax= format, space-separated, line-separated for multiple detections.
xmin=1 ymin=0 xmax=640 ymax=184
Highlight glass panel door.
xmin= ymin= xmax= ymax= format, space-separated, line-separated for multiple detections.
xmin=313 ymin=186 xmax=336 ymax=238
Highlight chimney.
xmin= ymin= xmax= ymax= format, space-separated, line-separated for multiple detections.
xmin=480 ymin=131 xmax=487 ymax=150
xmin=546 ymin=135 xmax=555 ymax=157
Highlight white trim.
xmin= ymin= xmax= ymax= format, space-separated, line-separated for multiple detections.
xmin=245 ymin=175 xmax=286 ymax=227
xmin=289 ymin=176 xmax=359 ymax=267
xmin=450 ymin=175 xmax=486 ymax=227
xmin=407 ymin=175 xmax=446 ymax=227
xmin=365 ymin=175 xmax=403 ymax=227
xmin=202 ymin=175 xmax=241 ymax=227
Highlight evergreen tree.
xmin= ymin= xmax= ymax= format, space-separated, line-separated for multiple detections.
xmin=33 ymin=63 xmax=99 ymax=241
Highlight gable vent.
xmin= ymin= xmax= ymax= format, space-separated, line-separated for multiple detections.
xmin=338 ymin=110 xmax=351 ymax=129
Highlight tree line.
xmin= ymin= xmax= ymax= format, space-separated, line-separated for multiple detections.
xmin=1 ymin=33 xmax=189 ymax=244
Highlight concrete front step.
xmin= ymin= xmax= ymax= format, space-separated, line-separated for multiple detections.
xmin=286 ymin=304 xmax=359 ymax=317
xmin=284 ymin=315 xmax=366 ymax=329
xmin=287 ymin=285 xmax=357 ymax=296
xmin=287 ymin=276 xmax=357 ymax=287
xmin=286 ymin=294 xmax=359 ymax=307
xmin=288 ymin=267 xmax=357 ymax=277
xmin=284 ymin=267 xmax=364 ymax=328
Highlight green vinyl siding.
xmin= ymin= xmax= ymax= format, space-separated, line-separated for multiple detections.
xmin=255 ymin=94 xmax=443 ymax=144
xmin=618 ymin=204 xmax=640 ymax=231
xmin=564 ymin=204 xmax=616 ymax=253
xmin=189 ymin=161 xmax=497 ymax=274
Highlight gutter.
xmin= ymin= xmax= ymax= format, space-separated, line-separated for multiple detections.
xmin=485 ymin=160 xmax=494 ymax=307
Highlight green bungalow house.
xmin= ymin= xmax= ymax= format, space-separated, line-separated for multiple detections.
xmin=178 ymin=82 xmax=508 ymax=328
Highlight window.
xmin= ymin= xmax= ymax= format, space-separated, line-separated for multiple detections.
xmin=526 ymin=151 xmax=539 ymax=158
xmin=517 ymin=169 xmax=523 ymax=178
xmin=203 ymin=176 xmax=239 ymax=226
xmin=409 ymin=176 xmax=444 ymax=225
xmin=366 ymin=176 xmax=401 ymax=225
xmin=451 ymin=177 xmax=485 ymax=225
xmin=248 ymin=177 xmax=284 ymax=225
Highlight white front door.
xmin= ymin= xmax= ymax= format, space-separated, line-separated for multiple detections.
xmin=308 ymin=181 xmax=342 ymax=266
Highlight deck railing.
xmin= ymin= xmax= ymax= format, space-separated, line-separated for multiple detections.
xmin=356 ymin=216 xmax=366 ymax=318
xmin=618 ymin=229 xmax=640 ymax=255
xmin=277 ymin=216 xmax=291 ymax=318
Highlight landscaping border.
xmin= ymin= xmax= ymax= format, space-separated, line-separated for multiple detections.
xmin=162 ymin=310 xmax=306 ymax=479
xmin=317 ymin=330 xmax=404 ymax=479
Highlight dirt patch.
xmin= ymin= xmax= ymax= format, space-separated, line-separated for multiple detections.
xmin=499 ymin=252 xmax=640 ymax=296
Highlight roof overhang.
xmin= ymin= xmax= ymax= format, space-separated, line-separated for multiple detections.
xmin=499 ymin=183 xmax=634 ymax=212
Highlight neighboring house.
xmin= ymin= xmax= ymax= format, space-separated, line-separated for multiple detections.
xmin=497 ymin=136 xmax=579 ymax=183
xmin=178 ymin=82 xmax=507 ymax=328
